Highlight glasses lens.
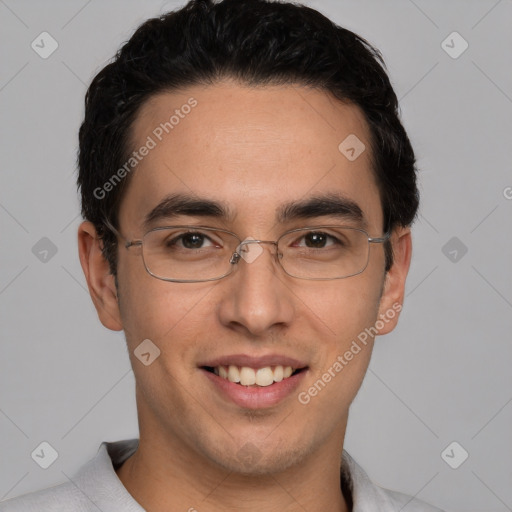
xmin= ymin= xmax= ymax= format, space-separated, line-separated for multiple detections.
xmin=142 ymin=227 xmax=238 ymax=281
xmin=278 ymin=227 xmax=370 ymax=279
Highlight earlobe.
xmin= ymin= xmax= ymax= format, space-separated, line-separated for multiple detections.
xmin=78 ymin=221 xmax=123 ymax=331
xmin=376 ymin=227 xmax=412 ymax=335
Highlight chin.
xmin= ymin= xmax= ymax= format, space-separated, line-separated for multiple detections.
xmin=203 ymin=435 xmax=313 ymax=476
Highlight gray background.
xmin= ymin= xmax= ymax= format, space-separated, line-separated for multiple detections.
xmin=1 ymin=0 xmax=511 ymax=510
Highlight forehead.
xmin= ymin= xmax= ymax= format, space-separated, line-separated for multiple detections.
xmin=119 ymin=81 xmax=383 ymax=232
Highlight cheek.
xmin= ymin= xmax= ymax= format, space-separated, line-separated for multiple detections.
xmin=298 ymin=274 xmax=383 ymax=341
xmin=117 ymin=276 xmax=215 ymax=407
xmin=116 ymin=251 xmax=215 ymax=349
xmin=297 ymin=283 xmax=381 ymax=411
xmin=296 ymin=275 xmax=382 ymax=387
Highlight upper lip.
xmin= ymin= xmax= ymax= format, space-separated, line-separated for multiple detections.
xmin=199 ymin=354 xmax=308 ymax=369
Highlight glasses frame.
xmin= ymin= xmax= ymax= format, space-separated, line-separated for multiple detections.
xmin=110 ymin=222 xmax=391 ymax=283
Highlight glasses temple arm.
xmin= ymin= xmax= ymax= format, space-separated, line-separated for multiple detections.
xmin=368 ymin=231 xmax=392 ymax=243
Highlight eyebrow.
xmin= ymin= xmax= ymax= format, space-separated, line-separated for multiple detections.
xmin=142 ymin=192 xmax=366 ymax=231
xmin=277 ymin=193 xmax=366 ymax=228
xmin=142 ymin=193 xmax=234 ymax=230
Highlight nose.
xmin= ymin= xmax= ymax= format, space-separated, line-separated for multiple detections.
xmin=217 ymin=242 xmax=295 ymax=337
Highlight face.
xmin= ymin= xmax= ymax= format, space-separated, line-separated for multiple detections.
xmin=80 ymin=81 xmax=411 ymax=476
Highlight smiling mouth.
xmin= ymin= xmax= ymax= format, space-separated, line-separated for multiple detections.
xmin=203 ymin=365 xmax=306 ymax=387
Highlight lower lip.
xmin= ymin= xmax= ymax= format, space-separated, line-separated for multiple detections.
xmin=201 ymin=369 xmax=307 ymax=409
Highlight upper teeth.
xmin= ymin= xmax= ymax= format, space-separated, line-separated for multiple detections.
xmin=215 ymin=365 xmax=294 ymax=386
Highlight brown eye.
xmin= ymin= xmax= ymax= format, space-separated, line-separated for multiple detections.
xmin=181 ymin=233 xmax=208 ymax=249
xmin=293 ymin=232 xmax=339 ymax=249
xmin=163 ymin=232 xmax=216 ymax=250
xmin=304 ymin=232 xmax=329 ymax=248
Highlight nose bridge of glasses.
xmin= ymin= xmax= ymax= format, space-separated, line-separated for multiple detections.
xmin=237 ymin=239 xmax=277 ymax=250
xmin=229 ymin=239 xmax=280 ymax=265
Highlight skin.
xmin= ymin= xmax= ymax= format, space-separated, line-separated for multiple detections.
xmin=78 ymin=81 xmax=412 ymax=512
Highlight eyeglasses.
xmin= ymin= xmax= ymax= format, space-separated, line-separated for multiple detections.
xmin=111 ymin=224 xmax=390 ymax=283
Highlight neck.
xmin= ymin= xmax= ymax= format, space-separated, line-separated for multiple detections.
xmin=116 ymin=428 xmax=350 ymax=512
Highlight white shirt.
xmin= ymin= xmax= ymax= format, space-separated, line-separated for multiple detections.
xmin=0 ymin=439 xmax=445 ymax=511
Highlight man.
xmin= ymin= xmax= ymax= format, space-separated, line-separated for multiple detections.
xmin=0 ymin=0 xmax=446 ymax=510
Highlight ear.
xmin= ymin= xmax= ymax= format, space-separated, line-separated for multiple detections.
xmin=78 ymin=221 xmax=123 ymax=331
xmin=376 ymin=227 xmax=412 ymax=335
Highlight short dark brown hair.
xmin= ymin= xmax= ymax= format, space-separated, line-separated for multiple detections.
xmin=77 ymin=0 xmax=419 ymax=275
